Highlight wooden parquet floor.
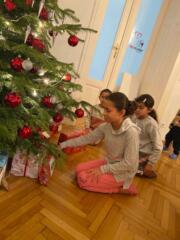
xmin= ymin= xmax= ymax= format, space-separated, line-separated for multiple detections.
xmin=0 ymin=119 xmax=180 ymax=240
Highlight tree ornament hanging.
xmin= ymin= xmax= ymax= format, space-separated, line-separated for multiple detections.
xmin=32 ymin=38 xmax=45 ymax=52
xmin=56 ymin=103 xmax=64 ymax=110
xmin=49 ymin=123 xmax=59 ymax=134
xmin=25 ymin=0 xmax=33 ymax=6
xmin=38 ymin=0 xmax=45 ymax=17
xmin=58 ymin=133 xmax=68 ymax=143
xmin=42 ymin=96 xmax=53 ymax=108
xmin=62 ymin=73 xmax=71 ymax=82
xmin=26 ymin=33 xmax=34 ymax=46
xmin=10 ymin=57 xmax=23 ymax=72
xmin=4 ymin=92 xmax=21 ymax=107
xmin=24 ymin=25 xmax=31 ymax=44
xmin=4 ymin=0 xmax=16 ymax=12
xmin=18 ymin=126 xmax=32 ymax=139
xmin=53 ymin=113 xmax=63 ymax=123
xmin=75 ymin=108 xmax=84 ymax=118
xmin=22 ymin=58 xmax=33 ymax=71
xmin=68 ymin=35 xmax=79 ymax=47
xmin=39 ymin=7 xmax=48 ymax=21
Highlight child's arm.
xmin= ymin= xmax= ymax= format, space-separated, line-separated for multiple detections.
xmin=90 ymin=117 xmax=105 ymax=129
xmin=60 ymin=125 xmax=104 ymax=149
xmin=147 ymin=124 xmax=163 ymax=166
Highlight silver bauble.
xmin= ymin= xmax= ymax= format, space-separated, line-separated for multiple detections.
xmin=22 ymin=58 xmax=33 ymax=71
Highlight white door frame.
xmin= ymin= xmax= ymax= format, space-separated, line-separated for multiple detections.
xmin=79 ymin=0 xmax=141 ymax=104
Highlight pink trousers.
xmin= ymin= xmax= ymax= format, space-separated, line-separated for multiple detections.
xmin=75 ymin=159 xmax=137 ymax=195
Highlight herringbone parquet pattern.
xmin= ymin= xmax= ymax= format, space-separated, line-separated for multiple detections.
xmin=0 ymin=120 xmax=180 ymax=240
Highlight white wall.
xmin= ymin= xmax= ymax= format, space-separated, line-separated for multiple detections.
xmin=157 ymin=52 xmax=180 ymax=139
xmin=139 ymin=0 xmax=180 ymax=107
xmin=51 ymin=0 xmax=96 ymax=71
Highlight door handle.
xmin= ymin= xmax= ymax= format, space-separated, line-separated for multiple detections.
xmin=112 ymin=45 xmax=119 ymax=58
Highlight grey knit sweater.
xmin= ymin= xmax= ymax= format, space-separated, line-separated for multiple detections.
xmin=60 ymin=118 xmax=140 ymax=189
xmin=131 ymin=115 xmax=163 ymax=165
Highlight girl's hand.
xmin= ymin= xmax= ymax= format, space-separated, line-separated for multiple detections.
xmin=86 ymin=168 xmax=102 ymax=183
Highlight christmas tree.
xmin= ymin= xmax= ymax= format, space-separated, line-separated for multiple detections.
xmin=0 ymin=0 xmax=95 ymax=162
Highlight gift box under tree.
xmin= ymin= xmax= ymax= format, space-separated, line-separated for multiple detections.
xmin=10 ymin=150 xmax=55 ymax=185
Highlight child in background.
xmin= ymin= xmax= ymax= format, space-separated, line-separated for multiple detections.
xmin=87 ymin=89 xmax=112 ymax=130
xmin=132 ymin=94 xmax=162 ymax=178
xmin=163 ymin=115 xmax=180 ymax=159
xmin=59 ymin=92 xmax=140 ymax=195
xmin=169 ymin=110 xmax=180 ymax=129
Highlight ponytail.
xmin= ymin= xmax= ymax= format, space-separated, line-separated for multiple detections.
xmin=149 ymin=109 xmax=158 ymax=122
xmin=126 ymin=100 xmax=137 ymax=116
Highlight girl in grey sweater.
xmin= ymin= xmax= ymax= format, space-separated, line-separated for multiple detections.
xmin=60 ymin=92 xmax=140 ymax=195
xmin=132 ymin=94 xmax=163 ymax=178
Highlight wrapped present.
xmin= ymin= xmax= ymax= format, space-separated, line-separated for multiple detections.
xmin=58 ymin=129 xmax=89 ymax=154
xmin=0 ymin=153 xmax=8 ymax=190
xmin=10 ymin=150 xmax=38 ymax=178
xmin=38 ymin=155 xmax=55 ymax=185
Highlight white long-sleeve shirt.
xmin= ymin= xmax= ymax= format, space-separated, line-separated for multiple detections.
xmin=61 ymin=118 xmax=140 ymax=188
xmin=131 ymin=115 xmax=163 ymax=165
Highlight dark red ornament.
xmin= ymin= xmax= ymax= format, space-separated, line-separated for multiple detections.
xmin=4 ymin=92 xmax=21 ymax=107
xmin=58 ymin=133 xmax=68 ymax=143
xmin=26 ymin=33 xmax=34 ymax=46
xmin=18 ymin=126 xmax=32 ymax=139
xmin=63 ymin=73 xmax=71 ymax=82
xmin=25 ymin=0 xmax=33 ymax=6
xmin=4 ymin=0 xmax=16 ymax=11
xmin=68 ymin=35 xmax=79 ymax=47
xmin=49 ymin=123 xmax=59 ymax=134
xmin=32 ymin=38 xmax=45 ymax=52
xmin=10 ymin=57 xmax=23 ymax=72
xmin=53 ymin=113 xmax=63 ymax=123
xmin=39 ymin=7 xmax=48 ymax=21
xmin=75 ymin=108 xmax=84 ymax=118
xmin=42 ymin=96 xmax=53 ymax=108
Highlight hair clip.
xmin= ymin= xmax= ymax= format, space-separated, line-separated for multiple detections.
xmin=143 ymin=98 xmax=147 ymax=103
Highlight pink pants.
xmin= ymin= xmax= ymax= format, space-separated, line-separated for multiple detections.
xmin=75 ymin=159 xmax=137 ymax=195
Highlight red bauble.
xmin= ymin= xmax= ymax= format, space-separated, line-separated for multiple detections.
xmin=53 ymin=113 xmax=63 ymax=123
xmin=42 ymin=96 xmax=53 ymax=108
xmin=4 ymin=0 xmax=16 ymax=11
xmin=32 ymin=38 xmax=45 ymax=52
xmin=26 ymin=33 xmax=34 ymax=46
xmin=39 ymin=7 xmax=49 ymax=21
xmin=18 ymin=126 xmax=32 ymax=139
xmin=4 ymin=92 xmax=21 ymax=107
xmin=58 ymin=133 xmax=68 ymax=143
xmin=49 ymin=123 xmax=59 ymax=134
xmin=10 ymin=57 xmax=23 ymax=72
xmin=63 ymin=73 xmax=71 ymax=82
xmin=25 ymin=0 xmax=33 ymax=6
xmin=68 ymin=35 xmax=79 ymax=47
xmin=75 ymin=108 xmax=84 ymax=118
